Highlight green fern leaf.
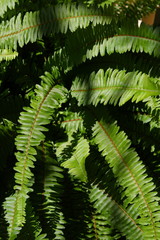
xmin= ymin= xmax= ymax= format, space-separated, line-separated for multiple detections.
xmin=90 ymin=185 xmax=143 ymax=240
xmin=50 ymin=23 xmax=160 ymax=71
xmin=16 ymin=201 xmax=49 ymax=240
xmin=61 ymin=137 xmax=89 ymax=182
xmin=71 ymin=68 xmax=160 ymax=106
xmin=3 ymin=70 xmax=67 ymax=239
xmin=92 ymin=113 xmax=160 ymax=239
xmin=0 ymin=4 xmax=113 ymax=50
xmin=107 ymin=24 xmax=160 ymax=57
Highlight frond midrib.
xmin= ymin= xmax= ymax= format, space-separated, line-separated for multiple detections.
xmin=72 ymin=86 xmax=160 ymax=93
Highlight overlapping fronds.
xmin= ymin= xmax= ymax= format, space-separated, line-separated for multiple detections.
xmin=91 ymin=113 xmax=160 ymax=239
xmin=0 ymin=0 xmax=19 ymax=17
xmin=0 ymin=4 xmax=113 ymax=50
xmin=3 ymin=70 xmax=67 ymax=239
xmin=49 ymin=23 xmax=160 ymax=72
xmin=0 ymin=49 xmax=18 ymax=61
xmin=81 ymin=24 xmax=160 ymax=58
xmin=71 ymin=68 xmax=160 ymax=106
xmin=1 ymin=0 xmax=160 ymax=239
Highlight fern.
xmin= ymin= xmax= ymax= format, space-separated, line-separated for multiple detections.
xmin=71 ymin=68 xmax=160 ymax=106
xmin=90 ymin=185 xmax=143 ymax=240
xmin=3 ymin=70 xmax=67 ymax=239
xmin=1 ymin=1 xmax=160 ymax=239
xmin=0 ymin=4 xmax=113 ymax=50
xmin=91 ymin=112 xmax=160 ymax=239
xmin=17 ymin=201 xmax=49 ymax=240
xmin=49 ymin=23 xmax=160 ymax=74
xmin=61 ymin=111 xmax=85 ymax=134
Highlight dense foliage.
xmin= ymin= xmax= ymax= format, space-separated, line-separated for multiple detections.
xmin=0 ymin=0 xmax=160 ymax=239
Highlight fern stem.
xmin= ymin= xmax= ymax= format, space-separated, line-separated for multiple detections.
xmin=92 ymin=214 xmax=99 ymax=240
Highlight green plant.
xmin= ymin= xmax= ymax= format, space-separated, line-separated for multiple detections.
xmin=0 ymin=0 xmax=160 ymax=239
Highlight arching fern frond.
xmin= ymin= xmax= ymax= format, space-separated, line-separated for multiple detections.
xmin=0 ymin=4 xmax=113 ymax=50
xmin=92 ymin=111 xmax=160 ymax=239
xmin=71 ymin=68 xmax=160 ymax=106
xmin=3 ymin=70 xmax=67 ymax=240
xmin=50 ymin=23 xmax=160 ymax=71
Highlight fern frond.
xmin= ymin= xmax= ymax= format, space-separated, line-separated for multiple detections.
xmin=32 ymin=142 xmax=65 ymax=239
xmin=3 ymin=70 xmax=67 ymax=239
xmin=71 ymin=68 xmax=160 ymax=106
xmin=90 ymin=185 xmax=143 ymax=240
xmin=106 ymin=24 xmax=160 ymax=57
xmin=0 ymin=0 xmax=19 ymax=17
xmin=50 ymin=23 xmax=160 ymax=71
xmin=0 ymin=49 xmax=18 ymax=61
xmin=144 ymin=97 xmax=160 ymax=127
xmin=92 ymin=112 xmax=160 ymax=239
xmin=61 ymin=137 xmax=89 ymax=182
xmin=0 ymin=4 xmax=113 ymax=50
xmin=47 ymin=24 xmax=116 ymax=70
